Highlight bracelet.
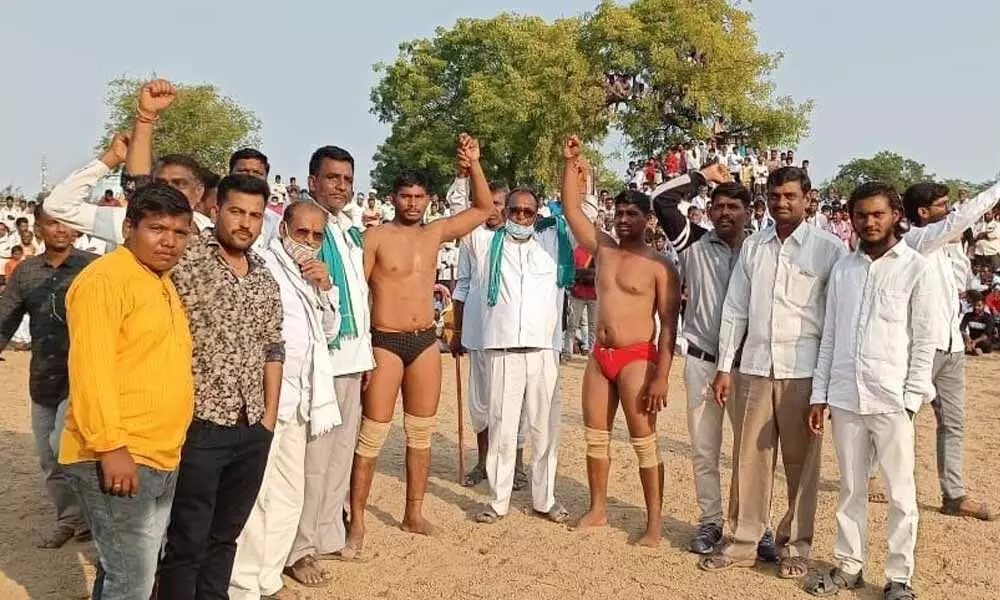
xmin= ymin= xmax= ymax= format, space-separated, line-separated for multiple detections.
xmin=135 ymin=100 xmax=160 ymax=124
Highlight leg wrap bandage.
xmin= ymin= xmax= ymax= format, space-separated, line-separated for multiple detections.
xmin=631 ymin=433 xmax=661 ymax=469
xmin=403 ymin=413 xmax=437 ymax=450
xmin=355 ymin=417 xmax=391 ymax=458
xmin=584 ymin=427 xmax=611 ymax=460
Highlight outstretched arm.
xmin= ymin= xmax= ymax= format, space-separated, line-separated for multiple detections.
xmin=905 ymin=180 xmax=1000 ymax=255
xmin=43 ymin=136 xmax=129 ymax=244
xmin=560 ymin=136 xmax=608 ymax=254
xmin=437 ymin=134 xmax=492 ymax=242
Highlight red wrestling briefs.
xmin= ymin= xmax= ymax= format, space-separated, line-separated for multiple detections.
xmin=591 ymin=341 xmax=659 ymax=382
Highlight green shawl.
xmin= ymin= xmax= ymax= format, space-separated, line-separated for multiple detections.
xmin=486 ymin=216 xmax=573 ymax=306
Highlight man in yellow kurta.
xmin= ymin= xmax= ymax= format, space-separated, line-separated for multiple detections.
xmin=58 ymin=182 xmax=195 ymax=600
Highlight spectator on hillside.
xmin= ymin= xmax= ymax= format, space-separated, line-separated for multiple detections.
xmin=750 ymin=199 xmax=773 ymax=232
xmin=986 ymin=283 xmax=1000 ymax=314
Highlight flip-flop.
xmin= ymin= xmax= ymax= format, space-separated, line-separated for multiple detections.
xmin=779 ymin=556 xmax=810 ymax=579
xmin=698 ymin=554 xmax=756 ymax=571
xmin=283 ymin=556 xmax=329 ymax=588
xmin=805 ymin=568 xmax=864 ymax=597
xmin=533 ymin=503 xmax=570 ymax=524
xmin=475 ymin=506 xmax=504 ymax=524
xmin=462 ymin=464 xmax=488 ymax=487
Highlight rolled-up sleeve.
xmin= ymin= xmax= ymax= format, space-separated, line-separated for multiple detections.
xmin=446 ymin=178 xmax=470 ymax=214
xmin=43 ymin=159 xmax=127 ymax=244
xmin=263 ymin=285 xmax=286 ymax=363
xmin=453 ymin=242 xmax=472 ymax=303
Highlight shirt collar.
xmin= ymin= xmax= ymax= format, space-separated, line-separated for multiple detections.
xmin=201 ymin=228 xmax=266 ymax=270
xmin=853 ymin=238 xmax=908 ymax=262
xmin=762 ymin=219 xmax=807 ymax=244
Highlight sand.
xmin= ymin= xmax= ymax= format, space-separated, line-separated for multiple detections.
xmin=1 ymin=351 xmax=998 ymax=600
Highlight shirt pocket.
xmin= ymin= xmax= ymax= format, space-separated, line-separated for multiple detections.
xmin=525 ymin=245 xmax=558 ymax=278
xmin=877 ymin=290 xmax=909 ymax=324
xmin=784 ymin=264 xmax=818 ymax=307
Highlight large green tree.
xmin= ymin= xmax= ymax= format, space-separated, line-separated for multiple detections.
xmin=581 ymin=0 xmax=812 ymax=157
xmin=370 ymin=14 xmax=606 ymax=195
xmin=824 ymin=151 xmax=932 ymax=199
xmin=98 ymin=78 xmax=261 ymax=175
xmin=370 ymin=1 xmax=811 ymax=194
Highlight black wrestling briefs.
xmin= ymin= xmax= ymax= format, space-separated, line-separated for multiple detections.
xmin=371 ymin=327 xmax=438 ymax=367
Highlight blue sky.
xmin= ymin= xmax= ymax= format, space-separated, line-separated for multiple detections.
xmin=2 ymin=0 xmax=997 ymax=194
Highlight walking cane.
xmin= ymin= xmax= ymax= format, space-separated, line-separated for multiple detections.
xmin=454 ymin=354 xmax=466 ymax=483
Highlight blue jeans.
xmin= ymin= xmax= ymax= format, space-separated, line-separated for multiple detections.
xmin=64 ymin=461 xmax=177 ymax=600
xmin=31 ymin=400 xmax=86 ymax=529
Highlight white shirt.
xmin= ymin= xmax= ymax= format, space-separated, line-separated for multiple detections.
xmin=453 ymin=230 xmax=488 ymax=350
xmin=691 ymin=194 xmax=710 ymax=211
xmin=810 ymin=242 xmax=937 ymax=415
xmin=342 ymin=201 xmax=364 ymax=230
xmin=973 ymin=219 xmax=1000 ymax=256
xmin=325 ymin=211 xmax=375 ymax=376
xmin=904 ymin=180 xmax=1000 ymax=352
xmin=467 ymin=227 xmax=567 ymax=351
xmin=718 ymin=221 xmax=848 ymax=378
xmin=73 ymin=233 xmax=107 ymax=255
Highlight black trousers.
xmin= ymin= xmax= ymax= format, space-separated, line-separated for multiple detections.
xmin=157 ymin=419 xmax=272 ymax=600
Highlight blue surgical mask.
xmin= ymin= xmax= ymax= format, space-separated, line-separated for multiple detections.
xmin=505 ymin=221 xmax=535 ymax=241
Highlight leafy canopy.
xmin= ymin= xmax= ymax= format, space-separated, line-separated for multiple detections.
xmin=98 ymin=77 xmax=261 ymax=175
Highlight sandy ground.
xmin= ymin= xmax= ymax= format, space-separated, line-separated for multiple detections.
xmin=1 ymin=351 xmax=998 ymax=600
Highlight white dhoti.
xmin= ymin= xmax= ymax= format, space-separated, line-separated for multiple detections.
xmin=484 ymin=348 xmax=560 ymax=516
xmin=229 ymin=415 xmax=308 ymax=599
xmin=831 ymin=407 xmax=918 ymax=585
xmin=468 ymin=349 xmax=527 ymax=447
xmin=684 ymin=356 xmax=735 ymax=526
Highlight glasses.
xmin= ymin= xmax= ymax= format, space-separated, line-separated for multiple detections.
xmin=507 ymin=207 xmax=536 ymax=218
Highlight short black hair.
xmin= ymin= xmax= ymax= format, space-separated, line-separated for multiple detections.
xmin=967 ymin=289 xmax=984 ymax=303
xmin=753 ymin=199 xmax=765 ymax=210
xmin=32 ymin=203 xmax=48 ymax=223
xmin=903 ymin=182 xmax=950 ymax=225
xmin=282 ymin=200 xmax=326 ymax=225
xmin=10 ymin=245 xmax=22 ymax=254
xmin=15 ymin=217 xmax=28 ymax=227
xmin=614 ymin=190 xmax=651 ymax=214
xmin=200 ymin=168 xmax=221 ymax=190
xmin=228 ymin=148 xmax=270 ymax=175
xmin=4 ymin=195 xmax=12 ymax=201
xmin=308 ymin=146 xmax=355 ymax=176
xmin=217 ymin=174 xmax=270 ymax=208
xmin=506 ymin=187 xmax=542 ymax=210
xmin=848 ymin=181 xmax=902 ymax=216
xmin=103 ymin=189 xmax=114 ymax=196
xmin=125 ymin=182 xmax=193 ymax=226
xmin=156 ymin=154 xmax=203 ymax=179
xmin=767 ymin=166 xmax=811 ymax=193
xmin=489 ymin=181 xmax=510 ymax=195
xmin=392 ymin=171 xmax=430 ymax=194
xmin=711 ymin=182 xmax=752 ymax=206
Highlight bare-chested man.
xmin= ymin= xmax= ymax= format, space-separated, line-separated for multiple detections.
xmin=561 ymin=136 xmax=681 ymax=547
xmin=343 ymin=134 xmax=492 ymax=557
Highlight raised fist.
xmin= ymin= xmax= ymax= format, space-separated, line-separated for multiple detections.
xmin=563 ymin=135 xmax=583 ymax=160
xmin=138 ymin=79 xmax=177 ymax=116
xmin=700 ymin=162 xmax=732 ymax=184
xmin=106 ymin=133 xmax=130 ymax=166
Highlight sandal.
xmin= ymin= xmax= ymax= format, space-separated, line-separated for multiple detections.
xmin=475 ymin=506 xmax=504 ymax=524
xmin=698 ymin=554 xmax=756 ymax=571
xmin=883 ymin=581 xmax=916 ymax=600
xmin=868 ymin=478 xmax=888 ymax=504
xmin=941 ymin=496 xmax=993 ymax=521
xmin=283 ymin=555 xmax=330 ymax=588
xmin=462 ymin=464 xmax=488 ymax=488
xmin=512 ymin=465 xmax=529 ymax=491
xmin=805 ymin=568 xmax=864 ymax=597
xmin=533 ymin=503 xmax=570 ymax=524
xmin=778 ymin=556 xmax=810 ymax=579
xmin=37 ymin=525 xmax=76 ymax=549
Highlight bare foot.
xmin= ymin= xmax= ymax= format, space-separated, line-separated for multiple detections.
xmin=636 ymin=529 xmax=662 ymax=548
xmin=340 ymin=525 xmax=366 ymax=560
xmin=401 ymin=515 xmax=439 ymax=536
xmin=573 ymin=510 xmax=608 ymax=530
